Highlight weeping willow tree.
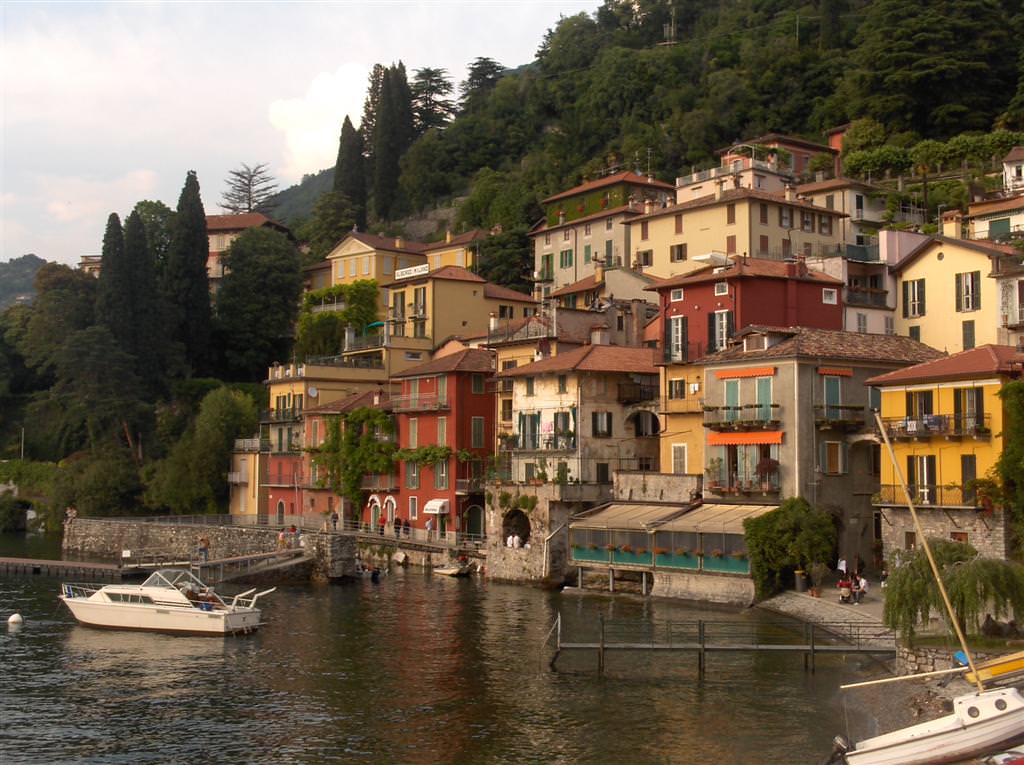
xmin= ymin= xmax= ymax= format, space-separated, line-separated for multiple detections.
xmin=884 ymin=538 xmax=1024 ymax=641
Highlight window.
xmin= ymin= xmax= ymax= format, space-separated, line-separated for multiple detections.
xmin=641 ymin=221 xmax=649 ymax=240
xmin=821 ymin=441 xmax=847 ymax=475
xmin=584 ymin=223 xmax=591 ymax=236
xmin=408 ymin=418 xmax=418 ymax=448
xmin=435 ymin=460 xmax=448 ymax=489
xmin=525 ymin=377 xmax=535 ymax=396
xmin=962 ymin=320 xmax=975 ymax=350
xmin=726 ymin=203 xmax=736 ymax=224
xmin=672 ymin=444 xmax=687 ymax=474
xmin=544 ymin=233 xmax=551 ymax=245
xmin=801 ymin=211 xmax=815 ymax=233
xmin=605 ymin=239 xmax=613 ymax=262
xmin=903 ymin=279 xmax=926 ymax=317
xmin=670 ymin=243 xmax=687 ymax=262
xmin=362 ymin=256 xmax=370 ymax=275
xmin=824 ymin=375 xmax=842 ymax=419
xmin=779 ymin=207 xmax=793 ymax=228
xmin=668 ymin=379 xmax=686 ymax=399
xmin=584 ymin=244 xmax=591 ymax=263
xmin=557 ymin=375 xmax=567 ymax=393
xmin=824 ymin=194 xmax=834 ymax=210
xmin=592 ymin=411 xmax=612 ymax=437
xmin=674 ymin=214 xmax=683 ymax=234
xmin=909 ymin=326 xmax=921 ymax=341
xmin=726 ymin=235 xmax=736 ymax=254
xmin=962 ymin=454 xmax=977 ymax=503
xmin=668 ymin=315 xmax=686 ymax=361
xmin=714 ymin=281 xmax=728 ymax=296
xmin=409 ymin=497 xmax=418 ymax=520
xmin=501 ymin=399 xmax=512 ymax=421
xmin=559 ymin=249 xmax=573 ymax=269
xmin=595 ymin=462 xmax=610 ymax=483
xmin=956 ymin=271 xmax=981 ymax=312
xmin=348 ymin=259 xmax=357 ymax=277
xmin=636 ymin=249 xmax=653 ymax=267
xmin=904 ymin=531 xmax=916 ymax=550
xmin=472 ymin=374 xmax=485 ymax=394
xmin=759 ymin=203 xmax=769 ymax=224
xmin=884 ymin=316 xmax=895 ymax=336
xmin=670 ymin=288 xmax=684 ymax=302
xmin=711 ymin=310 xmax=733 ymax=353
xmin=406 ymin=462 xmax=420 ymax=489
xmin=606 ymin=218 xmax=613 ymax=231
xmin=563 ymin=229 xmax=570 ymax=241
xmin=758 ymin=235 xmax=769 ymax=255
xmin=819 ymin=216 xmax=832 ymax=236
xmin=782 ymin=239 xmax=791 ymax=257
xmin=822 ymin=288 xmax=838 ymax=305
xmin=524 ymin=463 xmax=536 ymax=481
xmin=951 ymin=531 xmax=969 ymax=544
xmin=499 ymin=304 xmax=513 ymax=319
xmin=437 ymin=417 xmax=447 ymax=446
xmin=856 ymin=313 xmax=867 ymax=333
xmin=382 ymin=258 xmax=393 ymax=275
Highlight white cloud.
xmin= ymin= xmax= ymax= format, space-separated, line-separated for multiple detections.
xmin=268 ymin=64 xmax=370 ymax=183
xmin=40 ymin=170 xmax=159 ymax=224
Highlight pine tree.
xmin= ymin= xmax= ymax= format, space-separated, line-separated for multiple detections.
xmin=162 ymin=171 xmax=211 ymax=374
xmin=220 ymin=163 xmax=279 ymax=214
xmin=96 ymin=213 xmax=133 ymax=353
xmin=334 ymin=116 xmax=367 ymax=230
xmin=459 ymin=57 xmax=504 ymax=113
xmin=411 ymin=67 xmax=455 ymax=134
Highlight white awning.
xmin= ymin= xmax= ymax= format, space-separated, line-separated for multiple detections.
xmin=424 ymin=499 xmax=449 ymax=515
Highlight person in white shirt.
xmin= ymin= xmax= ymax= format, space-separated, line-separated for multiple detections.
xmin=506 ymin=534 xmax=514 ymax=548
xmin=512 ymin=534 xmax=522 ymax=549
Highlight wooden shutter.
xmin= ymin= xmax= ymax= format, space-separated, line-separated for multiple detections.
xmin=591 ymin=411 xmax=598 ymax=436
xmin=906 ymin=456 xmax=916 ymax=489
xmin=919 ymin=281 xmax=926 ymax=315
xmin=972 ymin=272 xmax=981 ymax=309
xmin=726 ymin=311 xmax=735 ymax=340
xmin=955 ymin=273 xmax=963 ymax=312
xmin=902 ymin=281 xmax=910 ymax=318
xmin=707 ymin=316 xmax=717 ymax=354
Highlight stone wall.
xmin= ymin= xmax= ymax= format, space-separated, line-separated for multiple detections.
xmin=651 ymin=570 xmax=755 ymax=605
xmin=484 ymin=483 xmax=575 ymax=584
xmin=880 ymin=507 xmax=1010 ymax=560
xmin=896 ymin=644 xmax=993 ymax=675
xmin=613 ymin=471 xmax=700 ymax=503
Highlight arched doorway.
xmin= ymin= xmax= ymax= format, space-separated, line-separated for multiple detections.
xmin=465 ymin=504 xmax=484 ymax=538
xmin=368 ymin=495 xmax=382 ymax=531
xmin=628 ymin=410 xmax=660 ymax=437
xmin=384 ymin=496 xmax=397 ymax=524
xmin=502 ymin=509 xmax=532 ymax=546
xmin=276 ymin=500 xmax=285 ymax=525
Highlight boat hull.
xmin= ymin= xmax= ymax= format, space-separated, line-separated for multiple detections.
xmin=60 ymin=597 xmax=261 ymax=636
xmin=844 ymin=689 xmax=1024 ymax=765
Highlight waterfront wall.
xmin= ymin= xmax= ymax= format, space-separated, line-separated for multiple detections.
xmin=896 ymin=644 xmax=994 ymax=675
xmin=880 ymin=507 xmax=1010 ymax=560
xmin=650 ymin=570 xmax=755 ymax=605
xmin=613 ymin=472 xmax=700 ymax=503
xmin=62 ymin=519 xmax=359 ymax=580
xmin=484 ymin=483 xmax=575 ymax=585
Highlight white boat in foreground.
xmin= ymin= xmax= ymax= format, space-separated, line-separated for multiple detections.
xmin=827 ymin=687 xmax=1024 ymax=765
xmin=59 ymin=568 xmax=274 ymax=636
xmin=434 ymin=563 xmax=473 ymax=577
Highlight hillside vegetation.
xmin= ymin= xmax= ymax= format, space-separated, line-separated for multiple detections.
xmin=0 ymin=254 xmax=47 ymax=308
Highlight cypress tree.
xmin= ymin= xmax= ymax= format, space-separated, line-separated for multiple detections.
xmin=162 ymin=171 xmax=210 ymax=374
xmin=122 ymin=209 xmax=164 ymax=388
xmin=96 ymin=213 xmax=133 ymax=353
xmin=373 ymin=64 xmax=414 ymax=220
xmin=361 ymin=64 xmax=386 ymax=185
xmin=334 ymin=116 xmax=367 ymax=230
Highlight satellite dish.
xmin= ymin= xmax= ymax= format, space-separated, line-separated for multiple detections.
xmin=308 ymin=387 xmax=319 ymax=398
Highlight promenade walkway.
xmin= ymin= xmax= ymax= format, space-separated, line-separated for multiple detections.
xmin=759 ymin=589 xmax=895 ymax=648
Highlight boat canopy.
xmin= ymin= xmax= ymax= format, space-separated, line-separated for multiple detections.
xmin=141 ymin=569 xmax=207 ymax=590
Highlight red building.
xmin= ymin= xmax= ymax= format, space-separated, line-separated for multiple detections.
xmin=650 ymin=256 xmax=845 ymax=361
xmin=363 ymin=348 xmax=495 ymax=540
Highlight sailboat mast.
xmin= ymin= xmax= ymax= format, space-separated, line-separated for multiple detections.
xmin=874 ymin=411 xmax=985 ymax=694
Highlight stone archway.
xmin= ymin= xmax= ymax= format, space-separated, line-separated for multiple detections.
xmin=276 ymin=500 xmax=285 ymax=525
xmin=628 ymin=410 xmax=660 ymax=436
xmin=465 ymin=504 xmax=485 ymax=538
xmin=367 ymin=496 xmax=382 ymax=530
xmin=502 ymin=509 xmax=532 ymax=546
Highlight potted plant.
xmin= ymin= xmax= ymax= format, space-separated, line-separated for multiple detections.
xmin=808 ymin=562 xmax=829 ymax=597
xmin=730 ymin=549 xmax=747 ymax=560
xmin=710 ymin=548 xmax=724 ymax=559
xmin=675 ymin=547 xmax=689 ymax=557
xmin=654 ymin=547 xmax=668 ymax=556
xmin=705 ymin=457 xmax=724 ymax=490
xmin=756 ymin=457 xmax=779 ymax=491
xmin=534 ymin=458 xmax=549 ymax=485
xmin=636 ymin=547 xmax=648 ymax=556
xmin=620 ymin=544 xmax=633 ymax=554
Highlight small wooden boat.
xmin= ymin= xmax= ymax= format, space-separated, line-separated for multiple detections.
xmin=966 ymin=651 xmax=1024 ymax=685
xmin=826 ymin=687 xmax=1024 ymax=764
xmin=434 ymin=563 xmax=473 ymax=577
xmin=59 ymin=568 xmax=274 ymax=636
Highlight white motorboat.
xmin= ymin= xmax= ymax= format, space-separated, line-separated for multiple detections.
xmin=59 ymin=568 xmax=274 ymax=636
xmin=434 ymin=563 xmax=473 ymax=577
xmin=827 ymin=687 xmax=1024 ymax=765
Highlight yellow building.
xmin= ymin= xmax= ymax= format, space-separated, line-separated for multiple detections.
xmin=867 ymin=345 xmax=1024 ymax=559
xmin=624 ymin=186 xmax=846 ymax=280
xmin=891 ymin=236 xmax=1006 ymax=353
xmin=658 ymin=364 xmax=706 ymax=478
xmin=422 ymin=229 xmax=488 ymax=271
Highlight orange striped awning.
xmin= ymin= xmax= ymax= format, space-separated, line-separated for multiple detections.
xmin=715 ymin=366 xmax=776 ymax=380
xmin=707 ymin=431 xmax=784 ymax=446
xmin=818 ymin=367 xmax=853 ymax=377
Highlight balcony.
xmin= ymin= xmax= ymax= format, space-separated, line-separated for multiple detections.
xmin=1004 ymin=304 xmax=1024 ymax=330
xmin=345 ymin=334 xmax=386 ymax=352
xmin=303 ymin=354 xmax=385 ymax=370
xmin=845 ymin=286 xmax=888 ymax=307
xmin=502 ymin=433 xmax=577 ymax=451
xmin=703 ymin=404 xmax=781 ymax=430
xmin=361 ymin=474 xmax=398 ymax=491
xmin=226 ymin=471 xmax=246 ymax=484
xmin=617 ymin=382 xmax=659 ymax=405
xmin=705 ymin=471 xmax=781 ymax=498
xmin=814 ymin=404 xmax=867 ymax=432
xmin=390 ymin=394 xmax=449 ymax=412
xmin=234 ymin=437 xmax=267 ymax=452
xmin=873 ymin=484 xmax=980 ymax=509
xmin=488 ymin=321 xmax=553 ymax=345
xmin=879 ymin=414 xmax=992 ymax=441
xmin=261 ymin=408 xmax=302 ymax=423
xmin=455 ymin=477 xmax=484 ymax=494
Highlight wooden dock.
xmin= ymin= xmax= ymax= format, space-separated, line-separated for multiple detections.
xmin=0 ymin=557 xmax=127 ymax=580
xmin=547 ymin=614 xmax=896 ymax=677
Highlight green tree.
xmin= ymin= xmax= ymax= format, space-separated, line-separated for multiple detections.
xmin=373 ymin=64 xmax=415 ymax=220
xmin=293 ymin=280 xmax=379 ymax=360
xmin=474 ymin=226 xmax=533 ymax=294
xmin=121 ymin=210 xmax=165 ymax=390
xmin=50 ymin=445 xmax=145 ymax=521
xmin=220 ymin=162 xmax=279 ymax=214
xmin=361 ymin=63 xmax=387 ymax=179
xmin=818 ymin=0 xmax=846 ymax=50
xmin=311 ymin=407 xmax=395 ymax=520
xmin=146 ymin=387 xmax=257 ymax=514
xmin=95 ymin=213 xmax=130 ymax=349
xmin=214 ymin=228 xmax=303 ymax=379
xmin=333 ymin=116 xmax=367 ymax=230
xmin=162 ymin=171 xmax=211 ymax=374
xmin=411 ymin=67 xmax=455 ymax=134
xmin=884 ymin=538 xmax=1024 ymax=639
xmin=841 ymin=118 xmax=887 ymax=155
xmin=997 ymin=380 xmax=1024 ymax=544
xmin=999 ymin=47 xmax=1024 ymax=129
xmin=295 ymin=191 xmax=356 ymax=262
xmin=744 ymin=497 xmax=838 ymax=599
xmin=133 ymin=200 xmax=175 ymax=276
xmin=459 ymin=57 xmax=505 ymax=114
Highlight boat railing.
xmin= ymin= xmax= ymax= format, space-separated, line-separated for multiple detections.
xmin=61 ymin=583 xmax=101 ymax=599
xmin=228 ymin=587 xmax=277 ymax=610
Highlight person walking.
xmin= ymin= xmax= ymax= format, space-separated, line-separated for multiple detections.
xmin=197 ymin=536 xmax=210 ymax=563
xmin=426 ymin=517 xmax=434 ymax=540
xmin=331 ymin=511 xmax=339 ymax=531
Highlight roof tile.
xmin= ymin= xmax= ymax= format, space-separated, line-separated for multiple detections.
xmin=499 ymin=344 xmax=658 ymax=377
xmin=866 ymin=345 xmax=1024 ymax=386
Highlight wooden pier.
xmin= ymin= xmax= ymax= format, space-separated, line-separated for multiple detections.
xmin=547 ymin=613 xmax=895 ymax=677
xmin=0 ymin=557 xmax=127 ymax=580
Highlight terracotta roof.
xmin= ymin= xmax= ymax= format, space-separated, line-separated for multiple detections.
xmin=542 ymin=172 xmax=674 ymax=205
xmin=391 ymin=348 xmax=495 ymax=378
xmin=892 ymin=235 xmax=1013 ymax=272
xmin=628 ymin=187 xmax=845 ymax=224
xmin=529 ymin=204 xmax=641 ymax=235
xmin=1003 ymin=147 xmax=1024 ymax=163
xmin=347 ymin=231 xmax=427 ymax=253
xmin=716 ymin=133 xmax=836 ymax=156
xmin=866 ymin=345 xmax=1024 ymax=386
xmin=207 ymin=213 xmax=289 ymax=232
xmin=701 ymin=326 xmax=944 ymax=366
xmin=549 ymin=270 xmax=658 ymax=298
xmin=422 ymin=230 xmax=488 ymax=251
xmin=796 ymin=177 xmax=877 ymax=194
xmin=499 ymin=344 xmax=658 ymax=377
xmin=483 ymin=282 xmax=537 ymax=303
xmin=967 ymin=195 xmax=1024 ymax=218
xmin=649 ymin=256 xmax=843 ymax=291
xmin=304 ymin=388 xmax=392 ymax=415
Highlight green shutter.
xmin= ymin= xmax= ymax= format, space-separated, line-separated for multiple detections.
xmin=955 ymin=273 xmax=963 ymax=312
xmin=902 ymin=281 xmax=909 ymax=318
xmin=973 ymin=272 xmax=981 ymax=309
xmin=707 ymin=316 xmax=717 ymax=353
xmin=726 ymin=311 xmax=735 ymax=340
xmin=919 ymin=280 xmax=926 ymax=315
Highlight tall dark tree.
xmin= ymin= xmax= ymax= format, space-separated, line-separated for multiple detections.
xmin=122 ymin=210 xmax=165 ymax=388
xmin=475 ymin=226 xmax=532 ymax=294
xmin=373 ymin=64 xmax=414 ymax=220
xmin=133 ymin=200 xmax=175 ymax=276
xmin=296 ymin=191 xmax=356 ymax=262
xmin=220 ymin=163 xmax=279 ymax=214
xmin=999 ymin=47 xmax=1024 ymax=129
xmin=214 ymin=228 xmax=303 ymax=379
xmin=334 ymin=116 xmax=367 ymax=230
xmin=361 ymin=63 xmax=387 ymax=179
xmin=162 ymin=171 xmax=211 ymax=374
xmin=818 ymin=0 xmax=845 ymax=50
xmin=96 ymin=214 xmax=131 ymax=351
xmin=411 ymin=67 xmax=455 ymax=134
xmin=459 ymin=57 xmax=504 ymax=113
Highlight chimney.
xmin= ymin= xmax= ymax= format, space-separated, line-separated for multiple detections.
xmin=489 ymin=312 xmax=498 ymax=332
xmin=644 ymin=199 xmax=653 ymax=214
xmin=784 ymin=185 xmax=796 ymax=202
xmin=445 ymin=229 xmax=453 ymax=244
xmin=941 ymin=211 xmax=963 ymax=239
xmin=394 ymin=236 xmax=403 ymax=249
xmin=590 ymin=324 xmax=610 ymax=346
xmin=715 ymin=178 xmax=725 ymax=201
xmin=629 ymin=299 xmax=645 ymax=347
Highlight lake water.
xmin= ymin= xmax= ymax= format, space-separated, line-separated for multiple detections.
xmin=0 ymin=533 xmax=876 ymax=765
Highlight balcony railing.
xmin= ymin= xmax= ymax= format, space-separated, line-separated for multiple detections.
xmin=226 ymin=472 xmax=246 ymax=484
xmin=345 ymin=334 xmax=386 ymax=352
xmin=234 ymin=438 xmax=267 ymax=452
xmin=261 ymin=408 xmax=302 ymax=423
xmin=705 ymin=471 xmax=781 ymax=497
xmin=879 ymin=414 xmax=992 ymax=440
xmin=845 ymin=287 xmax=888 ymax=307
xmin=1004 ymin=304 xmax=1024 ymax=329
xmin=303 ymin=354 xmax=385 ymax=370
xmin=487 ymin=321 xmax=553 ymax=345
xmin=874 ymin=484 xmax=980 ymax=508
xmin=814 ymin=404 xmax=866 ymax=431
xmin=617 ymin=382 xmax=659 ymax=405
xmin=501 ymin=433 xmax=577 ymax=451
xmin=361 ymin=474 xmax=398 ymax=491
xmin=389 ymin=394 xmax=449 ymax=412
xmin=703 ymin=404 xmax=782 ymax=430
xmin=455 ymin=477 xmax=484 ymax=494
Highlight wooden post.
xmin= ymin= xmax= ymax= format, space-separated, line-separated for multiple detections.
xmin=641 ymin=571 xmax=647 ymax=596
xmin=578 ymin=567 xmax=582 ymax=588
xmin=608 ymin=568 xmax=614 ymax=593
xmin=698 ymin=619 xmax=706 ymax=680
xmin=803 ymin=623 xmax=809 ymax=672
xmin=809 ymin=623 xmax=816 ymax=674
xmin=598 ymin=614 xmax=605 ymax=675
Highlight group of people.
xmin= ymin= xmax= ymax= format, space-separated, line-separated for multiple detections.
xmin=835 ymin=556 xmax=870 ymax=604
xmin=376 ymin=517 xmax=414 ymax=538
xmin=505 ymin=533 xmax=529 ymax=549
xmin=277 ymin=525 xmax=302 ymax=550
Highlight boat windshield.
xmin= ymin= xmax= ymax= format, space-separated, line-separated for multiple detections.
xmin=141 ymin=569 xmax=207 ymax=591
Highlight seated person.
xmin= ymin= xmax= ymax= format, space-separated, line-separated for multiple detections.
xmin=855 ymin=575 xmax=868 ymax=603
xmin=837 ymin=576 xmax=852 ymax=603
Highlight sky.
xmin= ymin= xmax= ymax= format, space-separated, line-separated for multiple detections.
xmin=1 ymin=0 xmax=599 ymax=266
